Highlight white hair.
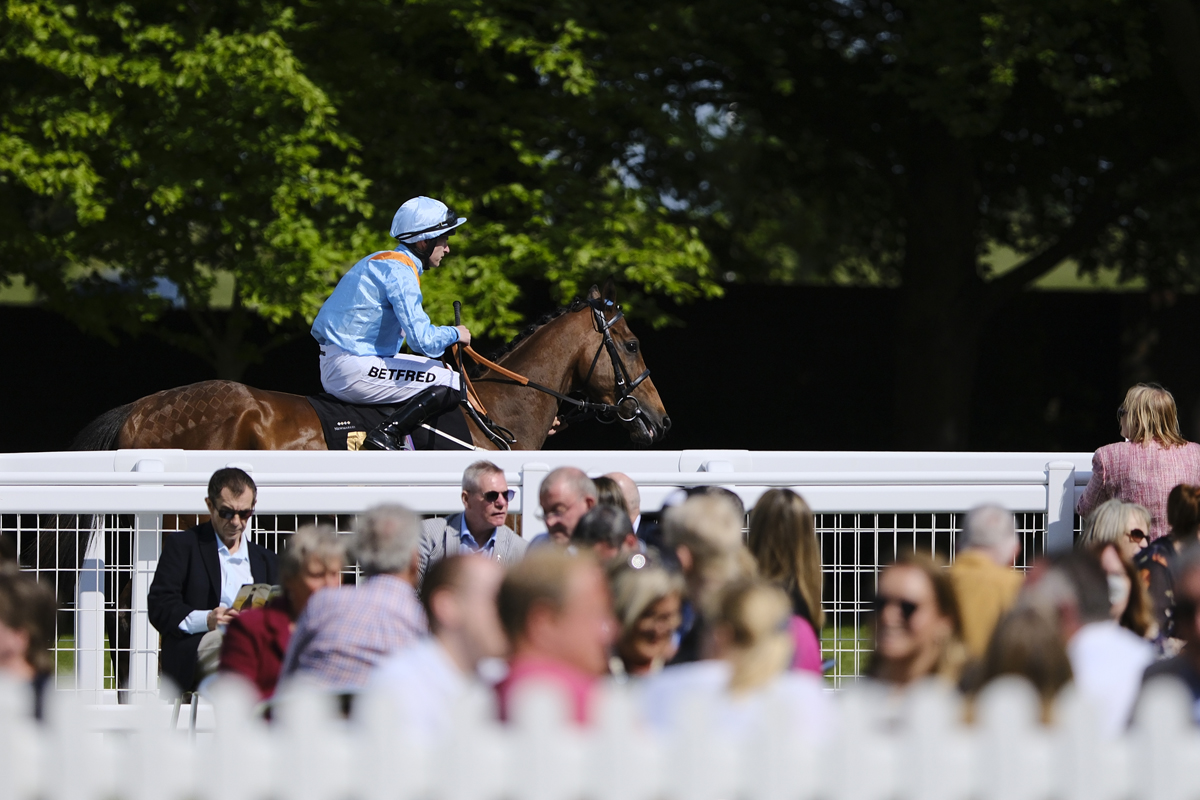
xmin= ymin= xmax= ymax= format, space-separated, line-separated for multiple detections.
xmin=959 ymin=505 xmax=1017 ymax=557
xmin=462 ymin=460 xmax=504 ymax=493
xmin=352 ymin=505 xmax=421 ymax=577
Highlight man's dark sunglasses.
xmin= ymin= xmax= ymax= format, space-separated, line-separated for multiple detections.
xmin=482 ymin=489 xmax=515 ymax=504
xmin=873 ymin=594 xmax=919 ymax=621
xmin=215 ymin=507 xmax=254 ymax=521
xmin=1128 ymin=528 xmax=1147 ymax=543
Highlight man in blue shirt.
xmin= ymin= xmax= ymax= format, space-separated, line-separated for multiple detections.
xmin=311 ymin=196 xmax=472 ymax=450
xmin=416 ymin=460 xmax=529 ymax=583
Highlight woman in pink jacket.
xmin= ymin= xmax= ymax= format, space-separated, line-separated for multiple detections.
xmin=1077 ymin=383 xmax=1200 ymax=541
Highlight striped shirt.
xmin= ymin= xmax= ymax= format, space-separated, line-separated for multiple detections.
xmin=280 ymin=575 xmax=427 ymax=691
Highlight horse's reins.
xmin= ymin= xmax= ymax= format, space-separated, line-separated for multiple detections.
xmin=448 ymin=298 xmax=654 ymax=449
xmin=450 ymin=302 xmax=517 ymax=449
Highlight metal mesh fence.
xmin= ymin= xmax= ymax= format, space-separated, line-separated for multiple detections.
xmin=817 ymin=510 xmax=1079 ymax=687
xmin=3 ymin=508 xmax=1077 ymax=693
xmin=2 ymin=513 xmax=136 ymax=691
xmin=1 ymin=513 xmax=366 ymax=695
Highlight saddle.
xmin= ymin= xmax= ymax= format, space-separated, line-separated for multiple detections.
xmin=305 ymin=393 xmax=474 ymax=451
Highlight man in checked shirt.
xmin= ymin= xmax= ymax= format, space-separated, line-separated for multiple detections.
xmin=280 ymin=505 xmax=428 ymax=691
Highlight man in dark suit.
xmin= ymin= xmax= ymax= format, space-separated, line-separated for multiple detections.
xmin=418 ymin=460 xmax=527 ymax=584
xmin=148 ymin=468 xmax=278 ymax=693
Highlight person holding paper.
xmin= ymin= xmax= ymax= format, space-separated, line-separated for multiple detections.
xmin=148 ymin=468 xmax=279 ymax=693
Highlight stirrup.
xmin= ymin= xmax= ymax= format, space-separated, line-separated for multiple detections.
xmin=363 ymin=430 xmax=414 ymax=451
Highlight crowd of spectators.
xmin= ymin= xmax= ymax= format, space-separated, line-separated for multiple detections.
xmin=5 ymin=381 xmax=1200 ymax=735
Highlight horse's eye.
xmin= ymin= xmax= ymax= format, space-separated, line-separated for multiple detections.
xmin=624 ymin=340 xmax=639 ymax=355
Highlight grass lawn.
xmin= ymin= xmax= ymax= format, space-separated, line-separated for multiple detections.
xmin=55 ymin=635 xmax=115 ymax=688
xmin=821 ymin=624 xmax=872 ymax=686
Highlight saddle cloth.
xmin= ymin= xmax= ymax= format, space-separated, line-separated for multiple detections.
xmin=305 ymin=393 xmax=474 ymax=451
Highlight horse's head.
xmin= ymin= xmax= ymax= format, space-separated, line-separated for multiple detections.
xmin=574 ymin=282 xmax=671 ymax=445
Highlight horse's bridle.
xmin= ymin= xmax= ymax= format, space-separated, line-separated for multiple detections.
xmin=573 ymin=298 xmax=652 ymax=426
xmin=458 ymin=297 xmax=656 ymax=448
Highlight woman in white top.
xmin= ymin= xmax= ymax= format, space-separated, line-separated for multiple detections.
xmin=639 ymin=579 xmax=831 ymax=741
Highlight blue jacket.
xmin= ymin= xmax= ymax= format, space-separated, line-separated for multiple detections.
xmin=311 ymin=246 xmax=460 ymax=358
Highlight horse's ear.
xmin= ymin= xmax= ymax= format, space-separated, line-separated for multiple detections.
xmin=601 ymin=277 xmax=617 ymax=303
xmin=587 ymin=284 xmax=601 ymax=300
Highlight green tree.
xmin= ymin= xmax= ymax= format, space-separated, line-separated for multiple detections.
xmin=0 ymin=0 xmax=719 ymax=382
xmin=1 ymin=0 xmax=372 ymax=378
xmin=285 ymin=0 xmax=720 ymax=337
xmin=609 ymin=0 xmax=1200 ymax=448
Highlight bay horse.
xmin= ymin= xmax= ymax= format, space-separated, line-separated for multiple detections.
xmin=50 ymin=284 xmax=668 ymax=697
xmin=71 ymin=283 xmax=671 ymax=451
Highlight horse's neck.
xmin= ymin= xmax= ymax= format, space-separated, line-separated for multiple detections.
xmin=472 ymin=314 xmax=589 ymax=450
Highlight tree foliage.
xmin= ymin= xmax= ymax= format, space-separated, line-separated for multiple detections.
xmin=1 ymin=0 xmax=374 ymax=375
xmin=601 ymin=0 xmax=1200 ymax=446
xmin=0 ymin=0 xmax=719 ymax=379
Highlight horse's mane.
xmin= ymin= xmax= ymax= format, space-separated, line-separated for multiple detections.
xmin=468 ymin=298 xmax=588 ymax=378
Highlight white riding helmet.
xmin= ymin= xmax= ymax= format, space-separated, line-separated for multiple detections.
xmin=390 ymin=196 xmax=467 ymax=243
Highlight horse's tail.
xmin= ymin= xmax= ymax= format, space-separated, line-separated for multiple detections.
xmin=69 ymin=403 xmax=133 ymax=451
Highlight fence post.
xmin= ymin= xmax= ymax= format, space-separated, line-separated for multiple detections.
xmin=520 ymin=462 xmax=550 ymax=540
xmin=130 ymin=513 xmax=162 ymax=697
xmin=76 ymin=519 xmax=107 ymax=701
xmin=1046 ymin=461 xmax=1076 ymax=553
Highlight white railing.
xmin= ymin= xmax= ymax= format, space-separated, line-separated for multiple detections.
xmin=2 ymin=675 xmax=1194 ymax=800
xmin=0 ymin=449 xmax=1094 ymax=697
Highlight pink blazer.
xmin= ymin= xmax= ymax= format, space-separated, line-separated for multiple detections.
xmin=1077 ymin=440 xmax=1200 ymax=541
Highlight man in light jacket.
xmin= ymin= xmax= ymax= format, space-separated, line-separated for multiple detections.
xmin=419 ymin=460 xmax=528 ymax=583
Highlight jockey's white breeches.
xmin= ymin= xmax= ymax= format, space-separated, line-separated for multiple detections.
xmin=319 ymin=345 xmax=461 ymax=405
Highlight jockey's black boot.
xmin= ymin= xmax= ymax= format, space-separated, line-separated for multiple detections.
xmin=364 ymin=386 xmax=461 ymax=451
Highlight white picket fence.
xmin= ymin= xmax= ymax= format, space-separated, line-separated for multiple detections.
xmin=0 ymin=449 xmax=1094 ymax=697
xmin=1 ymin=674 xmax=1195 ymax=800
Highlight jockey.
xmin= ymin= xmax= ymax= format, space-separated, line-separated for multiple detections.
xmin=311 ymin=196 xmax=471 ymax=451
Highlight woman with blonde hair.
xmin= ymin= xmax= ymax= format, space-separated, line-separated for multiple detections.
xmin=867 ymin=551 xmax=968 ymax=688
xmin=1077 ymin=383 xmax=1200 ymax=541
xmin=748 ymin=489 xmax=824 ymax=674
xmin=1080 ymin=499 xmax=1150 ymax=560
xmin=663 ymin=494 xmax=757 ymax=663
xmin=639 ymin=579 xmax=832 ymax=740
xmin=607 ymin=558 xmax=685 ymax=678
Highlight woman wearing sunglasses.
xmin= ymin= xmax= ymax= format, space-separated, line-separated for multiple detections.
xmin=1077 ymin=383 xmax=1200 ymax=543
xmin=606 ymin=556 xmax=685 ymax=678
xmin=1079 ymin=499 xmax=1156 ymax=642
xmin=865 ymin=552 xmax=967 ymax=690
xmin=1080 ymin=499 xmax=1151 ymax=560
